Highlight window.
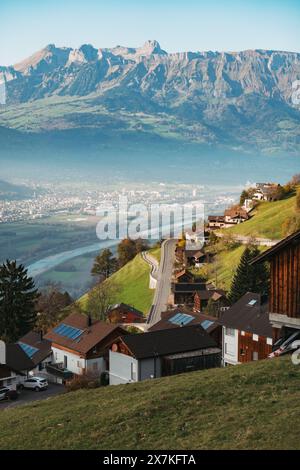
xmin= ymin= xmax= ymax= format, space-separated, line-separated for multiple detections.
xmin=240 ymin=348 xmax=246 ymax=356
xmin=267 ymin=337 xmax=273 ymax=345
xmin=93 ymin=362 xmax=98 ymax=371
xmin=63 ymin=355 xmax=68 ymax=369
xmin=253 ymin=334 xmax=259 ymax=342
xmin=241 ymin=331 xmax=245 ymax=336
xmin=77 ymin=361 xmax=81 ymax=368
xmin=225 ymin=327 xmax=235 ymax=337
xmin=253 ymin=351 xmax=259 ymax=361
xmin=225 ymin=343 xmax=235 ymax=357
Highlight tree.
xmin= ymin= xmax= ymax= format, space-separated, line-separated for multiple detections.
xmin=296 ymin=187 xmax=300 ymax=213
xmin=117 ymin=238 xmax=138 ymax=267
xmin=91 ymin=248 xmax=117 ymax=279
xmin=35 ymin=285 xmax=72 ymax=333
xmin=86 ymin=281 xmax=118 ymax=321
xmin=0 ymin=260 xmax=39 ymax=342
xmin=228 ymin=246 xmax=269 ymax=304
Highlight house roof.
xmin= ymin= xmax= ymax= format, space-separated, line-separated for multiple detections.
xmin=5 ymin=344 xmax=35 ymax=372
xmin=194 ymin=289 xmax=225 ymax=301
xmin=18 ymin=331 xmax=52 ymax=366
xmin=208 ymin=215 xmax=225 ymax=222
xmin=251 ymin=229 xmax=300 ymax=264
xmin=119 ymin=324 xmax=218 ymax=359
xmin=45 ymin=313 xmax=125 ymax=355
xmin=224 ymin=207 xmax=249 ymax=219
xmin=219 ymin=292 xmax=272 ymax=337
xmin=174 ymin=283 xmax=207 ymax=293
xmin=148 ymin=308 xmax=221 ymax=334
xmin=174 ymin=269 xmax=194 ymax=280
xmin=107 ymin=303 xmax=144 ymax=318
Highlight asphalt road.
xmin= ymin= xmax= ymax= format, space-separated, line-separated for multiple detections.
xmin=147 ymin=239 xmax=176 ymax=325
xmin=0 ymin=383 xmax=65 ymax=410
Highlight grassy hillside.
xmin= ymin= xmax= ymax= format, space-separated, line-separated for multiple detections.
xmin=226 ymin=194 xmax=296 ymax=240
xmin=0 ymin=356 xmax=299 ymax=450
xmin=206 ymin=244 xmax=266 ymax=291
xmin=80 ymin=252 xmax=156 ymax=315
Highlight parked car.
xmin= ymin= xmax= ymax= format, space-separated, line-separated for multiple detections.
xmin=19 ymin=377 xmax=48 ymax=391
xmin=0 ymin=386 xmax=11 ymax=401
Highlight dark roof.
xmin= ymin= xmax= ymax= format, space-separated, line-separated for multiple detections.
xmin=194 ymin=289 xmax=225 ymax=300
xmin=174 ymin=283 xmax=206 ymax=293
xmin=107 ymin=303 xmax=144 ymax=318
xmin=219 ymin=292 xmax=272 ymax=337
xmin=251 ymin=230 xmax=300 ymax=264
xmin=120 ymin=324 xmax=218 ymax=359
xmin=18 ymin=331 xmax=52 ymax=366
xmin=208 ymin=215 xmax=225 ymax=222
xmin=45 ymin=313 xmax=125 ymax=355
xmin=6 ymin=344 xmax=34 ymax=372
xmin=148 ymin=308 xmax=221 ymax=333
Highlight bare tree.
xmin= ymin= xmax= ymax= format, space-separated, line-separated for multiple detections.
xmin=86 ymin=281 xmax=118 ymax=321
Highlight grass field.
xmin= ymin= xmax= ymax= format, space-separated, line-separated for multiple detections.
xmin=80 ymin=251 xmax=156 ymax=315
xmin=226 ymin=193 xmax=296 ymax=240
xmin=206 ymin=244 xmax=266 ymax=291
xmin=0 ymin=356 xmax=299 ymax=450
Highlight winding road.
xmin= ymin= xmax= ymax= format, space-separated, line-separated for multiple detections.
xmin=146 ymin=239 xmax=177 ymax=325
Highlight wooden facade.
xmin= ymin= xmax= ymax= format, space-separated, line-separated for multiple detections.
xmin=238 ymin=332 xmax=272 ymax=363
xmin=269 ymin=242 xmax=300 ymax=318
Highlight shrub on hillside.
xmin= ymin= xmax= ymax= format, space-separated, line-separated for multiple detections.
xmin=65 ymin=372 xmax=101 ymax=392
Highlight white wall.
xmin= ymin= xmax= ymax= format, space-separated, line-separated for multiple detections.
xmin=222 ymin=326 xmax=239 ymax=365
xmin=52 ymin=347 xmax=85 ymax=375
xmin=109 ymin=350 xmax=138 ymax=385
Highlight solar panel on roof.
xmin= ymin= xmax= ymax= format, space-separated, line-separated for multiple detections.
xmin=201 ymin=319 xmax=214 ymax=330
xmin=53 ymin=323 xmax=83 ymax=340
xmin=169 ymin=313 xmax=194 ymax=325
xmin=248 ymin=299 xmax=257 ymax=306
xmin=18 ymin=342 xmax=38 ymax=358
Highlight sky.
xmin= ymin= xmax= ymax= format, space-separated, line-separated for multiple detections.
xmin=0 ymin=0 xmax=300 ymax=65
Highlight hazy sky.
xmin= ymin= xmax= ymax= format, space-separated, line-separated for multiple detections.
xmin=1 ymin=0 xmax=299 ymax=65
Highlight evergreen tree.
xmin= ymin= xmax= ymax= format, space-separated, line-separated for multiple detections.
xmin=91 ymin=249 xmax=117 ymax=279
xmin=228 ymin=246 xmax=269 ymax=304
xmin=0 ymin=260 xmax=39 ymax=342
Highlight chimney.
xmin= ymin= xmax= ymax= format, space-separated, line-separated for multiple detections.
xmin=88 ymin=315 xmax=92 ymax=327
xmin=0 ymin=340 xmax=6 ymax=365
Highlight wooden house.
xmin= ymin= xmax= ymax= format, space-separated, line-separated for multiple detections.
xmin=251 ymin=229 xmax=300 ymax=340
xmin=219 ymin=292 xmax=273 ymax=366
xmin=106 ymin=303 xmax=145 ymax=324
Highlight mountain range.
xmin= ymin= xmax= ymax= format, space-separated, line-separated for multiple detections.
xmin=0 ymin=40 xmax=300 ymax=155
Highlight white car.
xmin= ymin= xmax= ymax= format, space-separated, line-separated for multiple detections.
xmin=20 ymin=377 xmax=48 ymax=391
xmin=0 ymin=386 xmax=10 ymax=401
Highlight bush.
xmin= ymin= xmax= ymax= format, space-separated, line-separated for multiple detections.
xmin=65 ymin=372 xmax=101 ymax=392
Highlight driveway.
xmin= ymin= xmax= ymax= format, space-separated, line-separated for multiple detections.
xmin=0 ymin=383 xmax=65 ymax=410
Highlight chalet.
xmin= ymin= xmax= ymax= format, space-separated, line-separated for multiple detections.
xmin=253 ymin=183 xmax=281 ymax=202
xmin=194 ymin=288 xmax=227 ymax=314
xmin=106 ymin=303 xmax=145 ymax=324
xmin=185 ymin=249 xmax=206 ymax=267
xmin=148 ymin=307 xmax=222 ymax=347
xmin=208 ymin=215 xmax=226 ymax=230
xmin=0 ymin=340 xmax=35 ymax=389
xmin=109 ymin=325 xmax=221 ymax=385
xmin=17 ymin=330 xmax=52 ymax=376
xmin=173 ymin=269 xmax=194 ymax=283
xmin=219 ymin=292 xmax=273 ymax=366
xmin=251 ymin=230 xmax=300 ymax=341
xmin=171 ymin=282 xmax=207 ymax=305
xmin=44 ymin=313 xmax=126 ymax=381
xmin=223 ymin=206 xmax=249 ymax=225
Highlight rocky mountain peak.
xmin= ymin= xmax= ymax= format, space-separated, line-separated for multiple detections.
xmin=137 ymin=40 xmax=166 ymax=56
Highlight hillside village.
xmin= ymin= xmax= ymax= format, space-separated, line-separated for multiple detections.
xmin=1 ymin=177 xmax=300 ymax=449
